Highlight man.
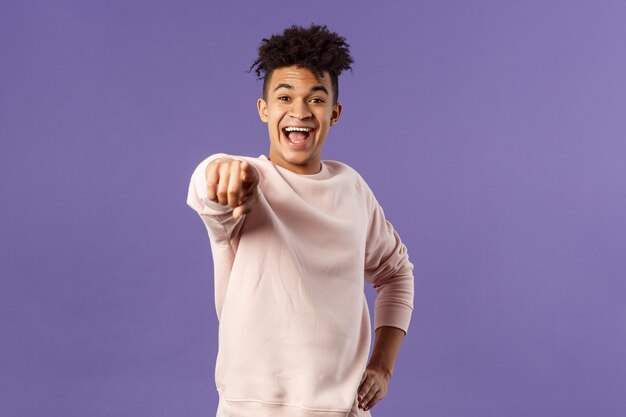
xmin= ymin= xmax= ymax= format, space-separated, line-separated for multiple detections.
xmin=187 ymin=24 xmax=414 ymax=417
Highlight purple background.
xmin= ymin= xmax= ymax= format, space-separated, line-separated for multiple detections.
xmin=1 ymin=1 xmax=625 ymax=416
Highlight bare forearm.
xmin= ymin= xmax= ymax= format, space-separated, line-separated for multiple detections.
xmin=367 ymin=325 xmax=406 ymax=377
xmin=358 ymin=326 xmax=406 ymax=411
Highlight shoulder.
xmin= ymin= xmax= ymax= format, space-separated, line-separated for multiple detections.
xmin=323 ymin=159 xmax=373 ymax=194
xmin=323 ymin=159 xmax=362 ymax=180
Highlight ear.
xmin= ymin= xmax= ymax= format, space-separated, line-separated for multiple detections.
xmin=257 ymin=98 xmax=269 ymax=123
xmin=330 ymin=102 xmax=343 ymax=126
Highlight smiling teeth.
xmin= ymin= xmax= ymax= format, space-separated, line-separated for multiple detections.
xmin=284 ymin=127 xmax=312 ymax=132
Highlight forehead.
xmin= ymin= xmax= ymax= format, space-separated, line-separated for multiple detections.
xmin=268 ymin=66 xmax=331 ymax=90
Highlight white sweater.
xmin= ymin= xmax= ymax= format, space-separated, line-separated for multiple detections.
xmin=187 ymin=154 xmax=414 ymax=417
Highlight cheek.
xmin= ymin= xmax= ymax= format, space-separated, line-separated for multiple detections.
xmin=269 ymin=110 xmax=285 ymax=124
xmin=269 ymin=117 xmax=282 ymax=137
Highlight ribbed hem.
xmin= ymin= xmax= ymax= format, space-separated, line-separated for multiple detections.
xmin=216 ymin=395 xmax=372 ymax=417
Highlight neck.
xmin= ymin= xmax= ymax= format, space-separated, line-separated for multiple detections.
xmin=268 ymin=157 xmax=322 ymax=175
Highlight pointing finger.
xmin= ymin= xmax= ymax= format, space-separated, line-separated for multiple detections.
xmin=216 ymin=162 xmax=231 ymax=205
xmin=205 ymin=160 xmax=221 ymax=202
xmin=241 ymin=160 xmax=258 ymax=185
xmin=227 ymin=160 xmax=242 ymax=208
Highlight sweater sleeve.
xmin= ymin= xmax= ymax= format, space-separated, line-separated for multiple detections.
xmin=186 ymin=153 xmax=247 ymax=246
xmin=362 ymin=180 xmax=415 ymax=334
xmin=187 ymin=153 xmax=251 ymax=319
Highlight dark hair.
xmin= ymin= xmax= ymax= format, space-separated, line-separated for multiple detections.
xmin=250 ymin=24 xmax=353 ymax=104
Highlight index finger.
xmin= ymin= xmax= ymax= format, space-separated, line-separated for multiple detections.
xmin=205 ymin=161 xmax=221 ymax=201
xmin=240 ymin=161 xmax=257 ymax=184
xmin=227 ymin=160 xmax=243 ymax=207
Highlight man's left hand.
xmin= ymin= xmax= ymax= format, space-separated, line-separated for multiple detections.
xmin=357 ymin=365 xmax=391 ymax=411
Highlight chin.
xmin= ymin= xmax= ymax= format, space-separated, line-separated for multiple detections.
xmin=285 ymin=157 xmax=311 ymax=167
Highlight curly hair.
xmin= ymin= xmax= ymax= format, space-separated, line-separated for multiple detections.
xmin=250 ymin=24 xmax=353 ymax=104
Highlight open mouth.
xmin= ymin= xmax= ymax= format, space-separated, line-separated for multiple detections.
xmin=282 ymin=126 xmax=315 ymax=145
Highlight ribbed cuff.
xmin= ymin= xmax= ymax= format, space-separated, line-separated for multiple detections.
xmin=373 ymin=302 xmax=413 ymax=334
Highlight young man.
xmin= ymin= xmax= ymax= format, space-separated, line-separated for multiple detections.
xmin=187 ymin=25 xmax=414 ymax=417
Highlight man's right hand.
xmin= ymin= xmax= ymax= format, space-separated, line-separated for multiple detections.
xmin=205 ymin=158 xmax=259 ymax=219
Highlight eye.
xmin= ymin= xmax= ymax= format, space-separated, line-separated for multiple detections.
xmin=309 ymin=98 xmax=325 ymax=103
xmin=277 ymin=96 xmax=290 ymax=101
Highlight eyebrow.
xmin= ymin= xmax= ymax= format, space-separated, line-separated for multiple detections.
xmin=273 ymin=83 xmax=329 ymax=95
xmin=311 ymin=85 xmax=329 ymax=95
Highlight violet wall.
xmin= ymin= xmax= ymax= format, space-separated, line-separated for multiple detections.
xmin=1 ymin=1 xmax=625 ymax=416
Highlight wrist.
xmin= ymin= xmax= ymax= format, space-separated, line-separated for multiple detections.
xmin=367 ymin=355 xmax=393 ymax=380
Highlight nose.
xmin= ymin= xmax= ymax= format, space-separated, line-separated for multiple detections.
xmin=289 ymin=99 xmax=312 ymax=120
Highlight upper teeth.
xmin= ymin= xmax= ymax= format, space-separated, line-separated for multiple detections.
xmin=285 ymin=127 xmax=311 ymax=132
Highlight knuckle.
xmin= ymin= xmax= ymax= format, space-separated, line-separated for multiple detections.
xmin=211 ymin=160 xmax=224 ymax=170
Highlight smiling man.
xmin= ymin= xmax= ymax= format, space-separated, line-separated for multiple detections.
xmin=187 ymin=25 xmax=414 ymax=417
xmin=259 ymin=66 xmax=338 ymax=175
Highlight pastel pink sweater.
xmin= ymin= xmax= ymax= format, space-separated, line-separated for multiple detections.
xmin=187 ymin=154 xmax=414 ymax=417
